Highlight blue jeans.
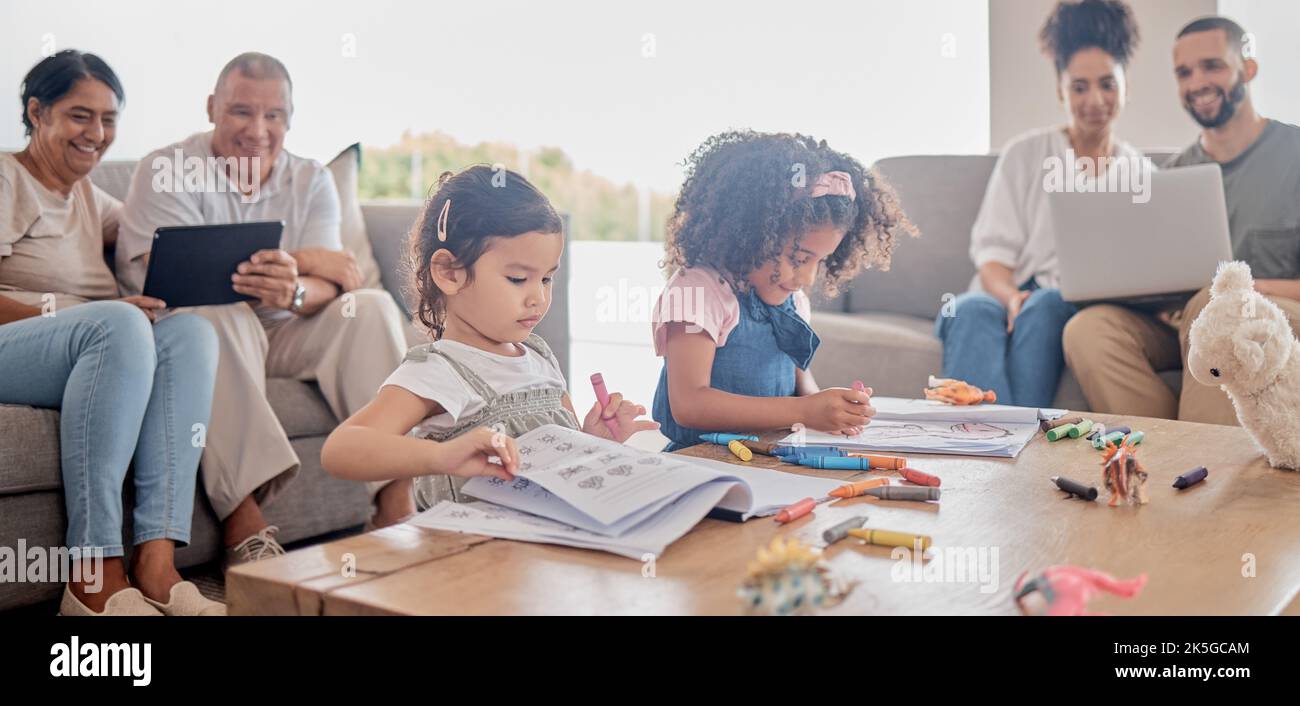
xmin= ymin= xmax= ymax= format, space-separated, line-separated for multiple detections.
xmin=0 ymin=301 xmax=218 ymax=559
xmin=934 ymin=286 xmax=1076 ymax=408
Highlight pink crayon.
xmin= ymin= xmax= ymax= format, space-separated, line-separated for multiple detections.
xmin=589 ymin=373 xmax=621 ymax=438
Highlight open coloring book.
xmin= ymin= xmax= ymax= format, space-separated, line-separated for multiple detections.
xmin=776 ymin=396 xmax=1059 ymax=458
xmin=408 ymin=424 xmax=841 ymax=559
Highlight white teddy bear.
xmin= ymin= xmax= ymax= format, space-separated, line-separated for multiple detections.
xmin=1187 ymin=261 xmax=1300 ymax=470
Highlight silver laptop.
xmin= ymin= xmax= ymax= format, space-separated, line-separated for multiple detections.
xmin=1050 ymin=162 xmax=1232 ymax=309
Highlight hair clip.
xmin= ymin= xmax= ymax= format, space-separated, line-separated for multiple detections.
xmin=436 ymin=199 xmax=451 ymax=242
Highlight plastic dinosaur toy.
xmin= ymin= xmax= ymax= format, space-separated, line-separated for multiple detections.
xmin=924 ymin=375 xmax=997 ymax=405
xmin=736 ymin=536 xmax=850 ymax=615
xmin=1100 ymin=435 xmax=1149 ymax=507
xmin=1014 ymin=565 xmax=1147 ymax=616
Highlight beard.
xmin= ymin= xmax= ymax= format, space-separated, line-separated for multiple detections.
xmin=1183 ymin=74 xmax=1248 ymax=129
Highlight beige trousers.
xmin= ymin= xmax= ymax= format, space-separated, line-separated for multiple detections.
xmin=182 ymin=289 xmax=406 ymax=519
xmin=1063 ymin=287 xmax=1300 ymax=425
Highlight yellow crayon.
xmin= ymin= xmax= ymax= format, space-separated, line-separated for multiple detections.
xmin=728 ymin=439 xmax=753 ymax=462
xmin=847 ymin=527 xmax=932 ymax=551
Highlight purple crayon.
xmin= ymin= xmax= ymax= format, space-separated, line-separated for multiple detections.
xmin=1173 ymin=466 xmax=1208 ymax=489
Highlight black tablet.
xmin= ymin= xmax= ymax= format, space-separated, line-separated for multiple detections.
xmin=142 ymin=221 xmax=284 ymax=308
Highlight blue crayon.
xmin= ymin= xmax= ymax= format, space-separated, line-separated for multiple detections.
xmin=699 ymin=432 xmax=759 ymax=445
xmin=775 ymin=445 xmax=845 ymax=458
xmin=795 ymin=455 xmax=873 ymax=471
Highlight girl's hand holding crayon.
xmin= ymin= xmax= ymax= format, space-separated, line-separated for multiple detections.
xmin=583 ymin=392 xmax=661 ymax=443
xmin=799 ymin=386 xmax=874 ymax=436
xmin=437 ymin=427 xmax=520 ymax=481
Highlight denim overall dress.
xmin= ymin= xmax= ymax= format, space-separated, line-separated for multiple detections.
xmin=653 ymin=288 xmax=820 ymax=451
xmin=407 ymin=334 xmax=581 ymax=509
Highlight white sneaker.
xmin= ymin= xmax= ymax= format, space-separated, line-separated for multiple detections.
xmin=59 ymin=587 xmax=163 ymax=616
xmin=224 ymin=525 xmax=286 ymax=566
xmin=141 ymin=581 xmax=227 ymax=616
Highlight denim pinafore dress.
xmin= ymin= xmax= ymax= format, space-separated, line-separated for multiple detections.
xmin=652 ymin=288 xmax=820 ymax=451
xmin=407 ymin=334 xmax=580 ymax=509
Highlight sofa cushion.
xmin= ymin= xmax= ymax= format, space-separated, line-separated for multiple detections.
xmin=326 ymin=144 xmax=385 ymax=290
xmin=0 ymin=404 xmax=62 ymax=495
xmin=266 ymin=378 xmax=339 ymax=438
xmin=845 ymin=156 xmax=993 ymax=319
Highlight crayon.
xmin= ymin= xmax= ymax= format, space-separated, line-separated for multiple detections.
xmin=1046 ymin=423 xmax=1077 ymax=441
xmin=727 ymin=439 xmax=753 ymax=461
xmin=842 ymin=453 xmax=907 ymax=470
xmin=778 ymin=448 xmax=848 ymax=461
xmin=741 ymin=440 xmax=779 ymax=456
xmin=589 ymin=373 xmax=621 ymax=438
xmin=898 ymin=467 xmax=942 ymax=487
xmin=1068 ymin=419 xmax=1094 ymax=438
xmin=700 ymin=432 xmax=760 ymax=445
xmin=1173 ymin=466 xmax=1208 ymax=489
xmin=823 ymin=516 xmax=869 ymax=544
xmin=795 ymin=455 xmax=874 ymax=471
xmin=1044 ymin=416 xmax=1083 ymax=431
xmin=862 ymin=485 xmax=940 ymax=502
xmin=1092 ymin=430 xmax=1127 ymax=450
xmin=847 ymin=527 xmax=932 ymax=551
xmin=1126 ymin=431 xmax=1145 ymax=446
xmin=1087 ymin=425 xmax=1129 ymax=441
xmin=1051 ymin=475 xmax=1098 ymax=501
xmin=828 ymin=477 xmax=891 ymax=499
xmin=775 ymin=497 xmax=818 ymax=523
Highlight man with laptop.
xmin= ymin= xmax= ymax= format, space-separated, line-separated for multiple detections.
xmin=116 ymin=53 xmax=413 ymax=564
xmin=1062 ymin=16 xmax=1300 ymax=425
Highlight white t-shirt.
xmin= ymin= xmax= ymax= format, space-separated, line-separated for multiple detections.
xmin=969 ymin=126 xmax=1152 ymax=291
xmin=115 ymin=130 xmax=341 ymax=322
xmin=382 ymin=338 xmax=569 ymax=438
xmin=0 ymin=153 xmax=121 ymax=309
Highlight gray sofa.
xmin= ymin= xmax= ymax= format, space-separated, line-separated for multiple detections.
xmin=809 ymin=153 xmax=1182 ymax=410
xmin=0 ymin=160 xmax=570 ymax=612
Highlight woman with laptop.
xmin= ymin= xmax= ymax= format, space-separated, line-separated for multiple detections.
xmin=0 ymin=51 xmax=223 ymax=615
xmin=935 ymin=0 xmax=1150 ymax=407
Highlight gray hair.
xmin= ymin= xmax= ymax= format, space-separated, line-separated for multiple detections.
xmin=214 ymin=52 xmax=293 ymax=101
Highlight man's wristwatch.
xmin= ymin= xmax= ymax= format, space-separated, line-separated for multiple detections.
xmin=289 ymin=280 xmax=307 ymax=314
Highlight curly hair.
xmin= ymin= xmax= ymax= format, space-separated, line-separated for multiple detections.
xmin=662 ymin=130 xmax=916 ymax=298
xmin=406 ymin=165 xmax=563 ymax=339
xmin=1040 ymin=0 xmax=1140 ymax=75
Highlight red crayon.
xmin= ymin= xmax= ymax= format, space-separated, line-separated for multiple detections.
xmin=775 ymin=497 xmax=818 ymax=523
xmin=899 ymin=467 xmax=941 ymax=487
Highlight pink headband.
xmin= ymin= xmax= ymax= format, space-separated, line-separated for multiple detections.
xmin=809 ymin=171 xmax=856 ymax=201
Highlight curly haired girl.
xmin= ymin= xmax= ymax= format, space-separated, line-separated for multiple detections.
xmin=652 ymin=130 xmax=916 ymax=450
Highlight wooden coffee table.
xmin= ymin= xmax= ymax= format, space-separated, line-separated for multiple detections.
xmin=226 ymin=413 xmax=1300 ymax=615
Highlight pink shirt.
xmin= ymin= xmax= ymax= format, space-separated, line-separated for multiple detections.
xmin=651 ymin=266 xmax=811 ymax=356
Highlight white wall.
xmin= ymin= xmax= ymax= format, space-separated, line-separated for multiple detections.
xmin=989 ymin=0 xmax=1217 ymax=153
xmin=0 ymin=0 xmax=990 ymax=192
xmin=1219 ymin=0 xmax=1300 ymax=126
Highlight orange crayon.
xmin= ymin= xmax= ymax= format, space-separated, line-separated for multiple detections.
xmin=844 ymin=453 xmax=906 ymax=470
xmin=828 ymin=477 xmax=890 ymax=499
